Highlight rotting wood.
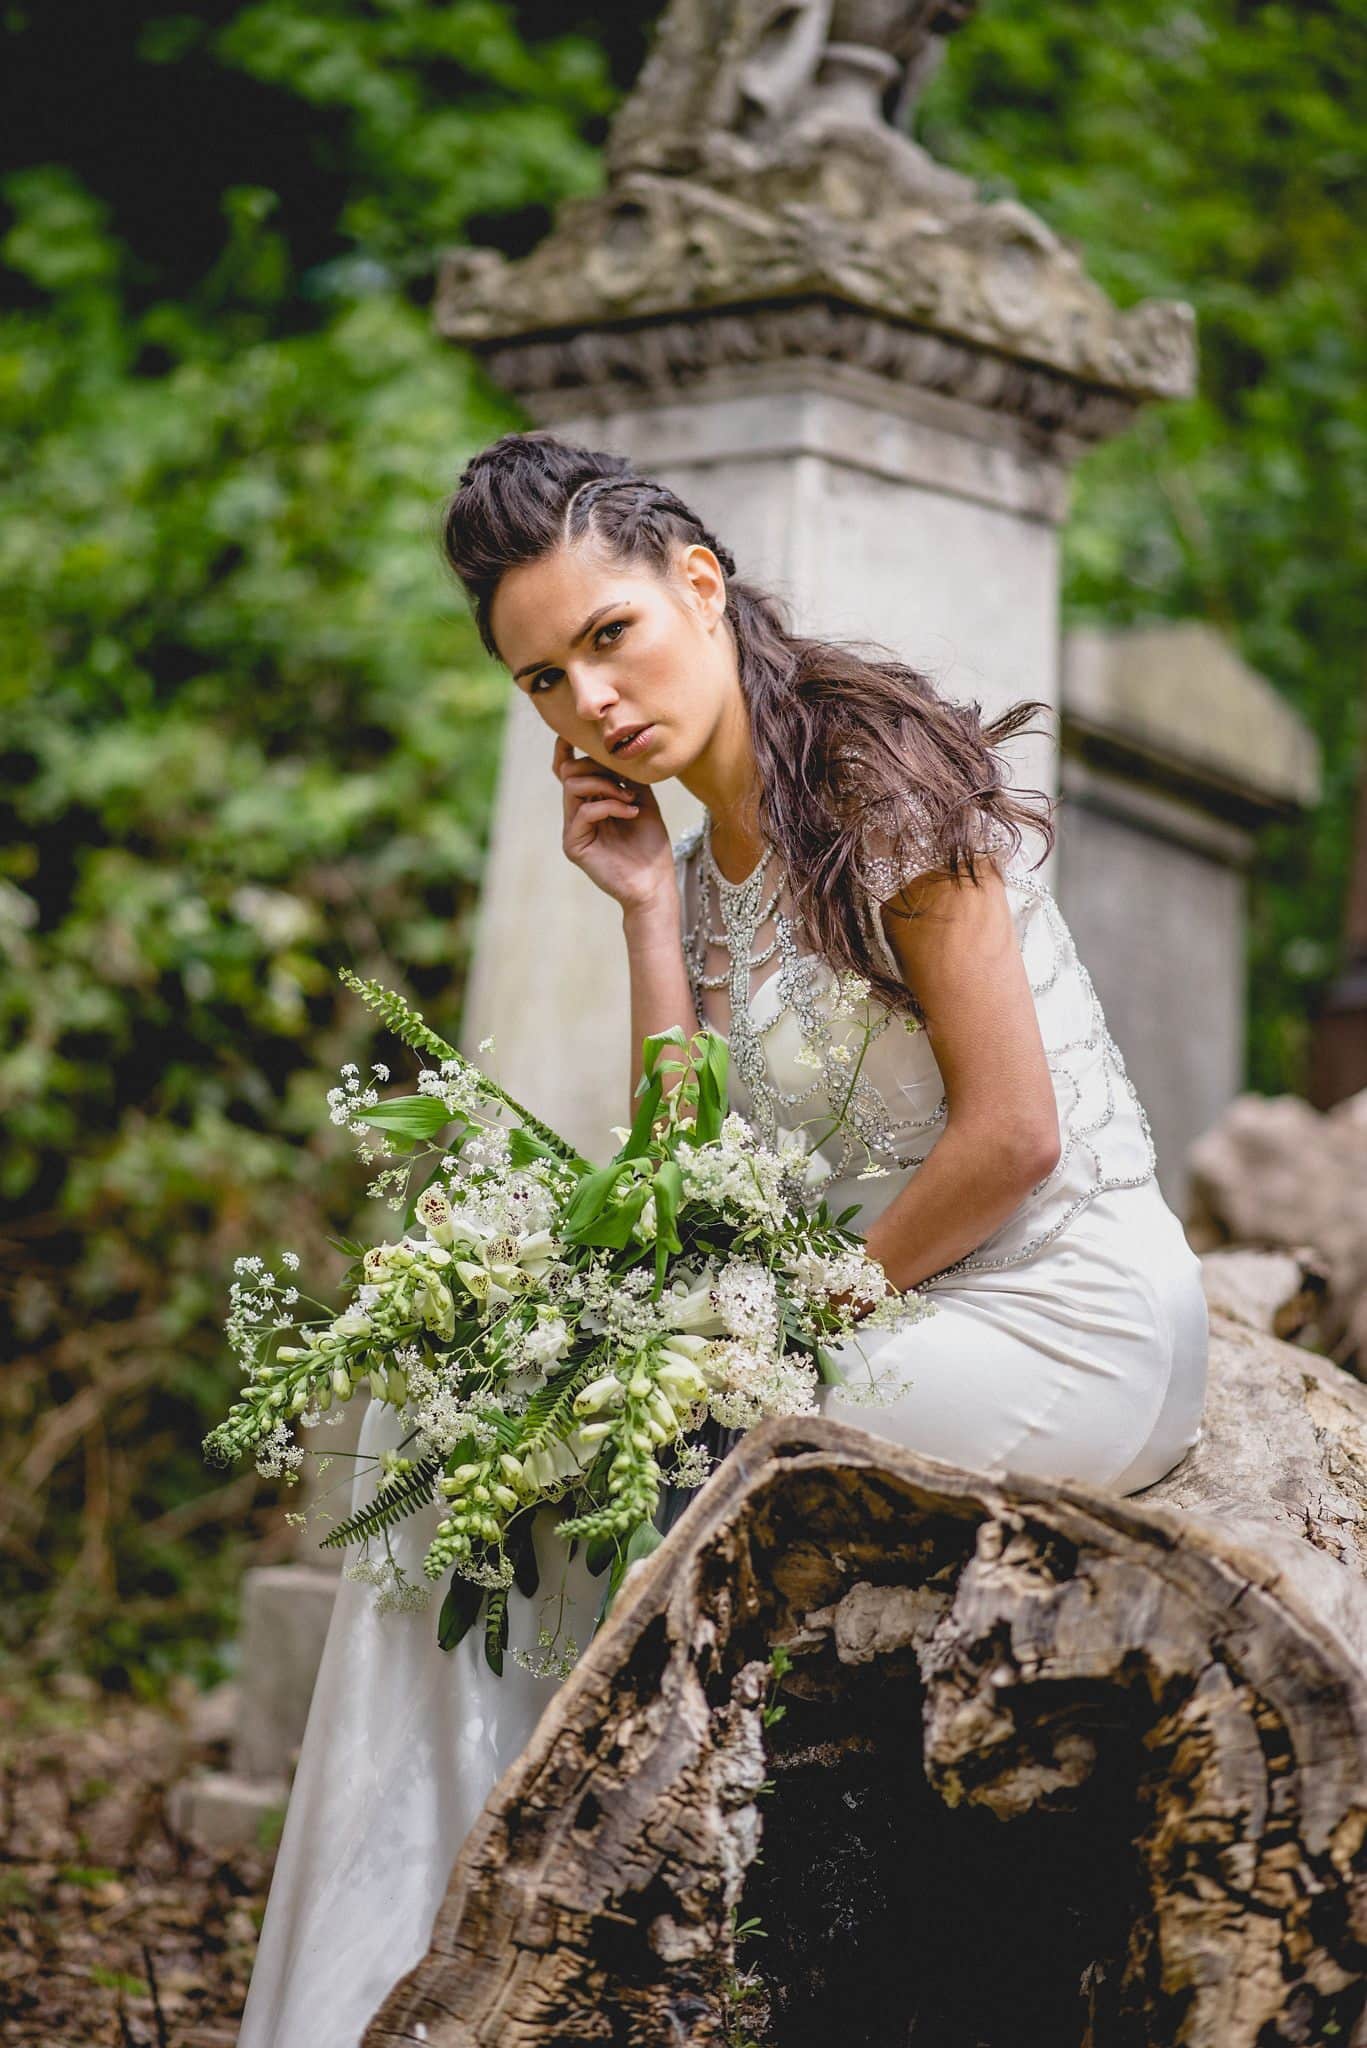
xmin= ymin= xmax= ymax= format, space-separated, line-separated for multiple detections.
xmin=364 ymin=1260 xmax=1367 ymax=2048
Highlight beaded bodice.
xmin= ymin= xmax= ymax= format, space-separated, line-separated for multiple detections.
xmin=673 ymin=807 xmax=1158 ymax=1280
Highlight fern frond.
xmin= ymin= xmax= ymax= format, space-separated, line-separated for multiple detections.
xmin=320 ymin=1456 xmax=441 ymax=1549
xmin=517 ymin=1356 xmax=612 ymax=1455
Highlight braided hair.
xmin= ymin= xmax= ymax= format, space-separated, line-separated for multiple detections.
xmin=441 ymin=429 xmax=1056 ymax=1018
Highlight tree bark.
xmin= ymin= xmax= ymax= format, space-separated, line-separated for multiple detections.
xmin=364 ymin=1259 xmax=1367 ymax=2048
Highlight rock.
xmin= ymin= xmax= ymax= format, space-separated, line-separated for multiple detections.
xmin=1188 ymin=1084 xmax=1367 ymax=1372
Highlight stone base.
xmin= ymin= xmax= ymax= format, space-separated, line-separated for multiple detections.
xmin=232 ymin=1562 xmax=339 ymax=1782
xmin=168 ymin=1770 xmax=290 ymax=1854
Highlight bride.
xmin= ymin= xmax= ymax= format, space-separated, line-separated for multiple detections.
xmin=237 ymin=428 xmax=1209 ymax=2046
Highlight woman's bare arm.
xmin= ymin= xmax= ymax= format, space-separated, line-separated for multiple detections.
xmin=623 ymin=891 xmax=701 ymax=1111
xmin=860 ymin=861 xmax=1062 ymax=1292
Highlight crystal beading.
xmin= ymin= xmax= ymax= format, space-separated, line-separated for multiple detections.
xmin=673 ymin=804 xmax=1158 ymax=1279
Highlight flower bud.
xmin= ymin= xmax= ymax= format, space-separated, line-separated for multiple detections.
xmin=574 ymin=1373 xmax=625 ymax=1416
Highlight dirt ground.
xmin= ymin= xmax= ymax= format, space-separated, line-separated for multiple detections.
xmin=1 ymin=1688 xmax=274 ymax=2047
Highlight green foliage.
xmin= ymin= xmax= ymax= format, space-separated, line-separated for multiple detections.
xmin=919 ymin=0 xmax=1366 ymax=1088
xmin=320 ymin=1458 xmax=442 ymax=1550
xmin=0 ymin=1 xmax=613 ymax=1692
xmin=3 ymin=0 xmax=1360 ymax=1692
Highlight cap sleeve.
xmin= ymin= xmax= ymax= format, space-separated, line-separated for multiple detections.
xmin=856 ymin=792 xmax=1016 ymax=907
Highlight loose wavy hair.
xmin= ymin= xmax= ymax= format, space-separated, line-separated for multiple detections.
xmin=441 ymin=429 xmax=1056 ymax=1019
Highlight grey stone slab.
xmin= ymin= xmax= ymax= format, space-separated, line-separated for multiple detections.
xmin=168 ymin=1771 xmax=289 ymax=1854
xmin=231 ymin=1564 xmax=339 ymax=1782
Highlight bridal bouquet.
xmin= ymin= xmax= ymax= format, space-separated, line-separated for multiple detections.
xmin=205 ymin=969 xmax=935 ymax=1675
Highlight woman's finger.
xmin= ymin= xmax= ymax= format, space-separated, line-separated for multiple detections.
xmin=565 ymin=795 xmax=640 ymax=843
xmin=564 ymin=771 xmax=634 ymax=802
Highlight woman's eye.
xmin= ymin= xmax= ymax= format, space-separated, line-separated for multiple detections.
xmin=526 ymin=622 xmax=624 ymax=695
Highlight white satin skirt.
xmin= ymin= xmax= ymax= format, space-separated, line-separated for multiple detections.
xmin=820 ymin=1172 xmax=1210 ymax=1494
xmin=237 ymin=1173 xmax=1208 ymax=2047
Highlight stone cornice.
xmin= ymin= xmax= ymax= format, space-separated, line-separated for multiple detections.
xmin=454 ymin=296 xmax=1148 ymax=446
xmin=435 ymin=168 xmax=1195 ymax=439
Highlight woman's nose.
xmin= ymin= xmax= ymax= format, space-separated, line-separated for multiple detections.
xmin=570 ymin=668 xmax=618 ymax=721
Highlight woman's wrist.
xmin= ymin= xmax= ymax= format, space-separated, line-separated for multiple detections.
xmin=621 ymin=882 xmax=680 ymax=935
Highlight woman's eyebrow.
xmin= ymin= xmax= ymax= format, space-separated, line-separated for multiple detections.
xmin=513 ymin=601 xmax=626 ymax=681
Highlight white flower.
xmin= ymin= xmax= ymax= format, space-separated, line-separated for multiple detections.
xmin=661 ymin=1276 xmax=730 ymax=1337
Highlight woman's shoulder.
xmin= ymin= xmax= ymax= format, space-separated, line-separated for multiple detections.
xmin=855 ymin=790 xmax=1037 ymax=904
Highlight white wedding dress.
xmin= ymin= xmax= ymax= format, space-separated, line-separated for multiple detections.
xmin=238 ymin=804 xmax=1209 ymax=2047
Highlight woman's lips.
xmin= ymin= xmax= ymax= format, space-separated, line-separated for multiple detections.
xmin=611 ymin=723 xmax=656 ymax=760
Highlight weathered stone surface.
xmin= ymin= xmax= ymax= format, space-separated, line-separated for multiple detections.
xmin=1197 ymin=1243 xmax=1331 ymax=1342
xmin=1188 ymin=1086 xmax=1367 ymax=1375
xmin=1056 ymin=621 xmax=1322 ymax=1217
xmin=231 ymin=1563 xmax=339 ymax=1782
xmin=167 ymin=1770 xmax=288 ymax=1856
xmin=1062 ymin=620 xmax=1322 ymax=814
xmin=434 ymin=0 xmax=1195 ymax=429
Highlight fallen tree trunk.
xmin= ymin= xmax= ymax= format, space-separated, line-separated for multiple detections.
xmin=365 ymin=1261 xmax=1367 ymax=2048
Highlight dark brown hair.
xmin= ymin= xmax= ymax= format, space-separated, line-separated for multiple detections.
xmin=442 ymin=429 xmax=1056 ymax=1018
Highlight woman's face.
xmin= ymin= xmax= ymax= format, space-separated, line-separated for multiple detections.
xmin=487 ymin=539 xmax=736 ymax=783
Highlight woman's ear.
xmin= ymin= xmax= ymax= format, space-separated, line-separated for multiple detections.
xmin=680 ymin=542 xmax=727 ymax=629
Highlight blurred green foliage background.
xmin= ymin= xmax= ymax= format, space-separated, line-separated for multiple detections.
xmin=2 ymin=0 xmax=1362 ymax=1694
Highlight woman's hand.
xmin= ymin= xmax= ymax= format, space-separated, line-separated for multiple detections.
xmin=554 ymin=735 xmax=676 ymax=916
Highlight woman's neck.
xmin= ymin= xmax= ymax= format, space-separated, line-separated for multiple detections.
xmin=704 ymin=808 xmax=768 ymax=888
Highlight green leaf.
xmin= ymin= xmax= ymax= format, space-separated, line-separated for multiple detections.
xmin=619 ymin=1066 xmax=663 ymax=1159
xmin=438 ymin=1572 xmax=485 ymax=1653
xmin=692 ymin=1030 xmax=730 ymax=1144
xmin=597 ymin=1517 xmax=665 ymax=1627
xmin=814 ymin=1346 xmax=843 ymax=1387
xmin=624 ymin=1519 xmax=664 ymax=1568
xmin=326 ymin=1235 xmax=369 ymax=1259
xmin=506 ymin=1510 xmax=540 ymax=1599
xmin=572 ymin=1180 xmax=651 ymax=1250
xmin=651 ymin=1157 xmax=685 ymax=1291
xmin=507 ymin=1125 xmax=561 ymax=1167
xmin=356 ymin=1094 xmax=452 ymax=1140
xmin=559 ymin=1158 xmax=635 ymax=1238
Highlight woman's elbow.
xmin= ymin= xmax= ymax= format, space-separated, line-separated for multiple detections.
xmin=1016 ymin=1112 xmax=1062 ymax=1185
xmin=986 ymin=1106 xmax=1061 ymax=1187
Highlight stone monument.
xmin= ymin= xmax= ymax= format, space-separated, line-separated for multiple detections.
xmin=444 ymin=0 xmax=1199 ymax=1162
